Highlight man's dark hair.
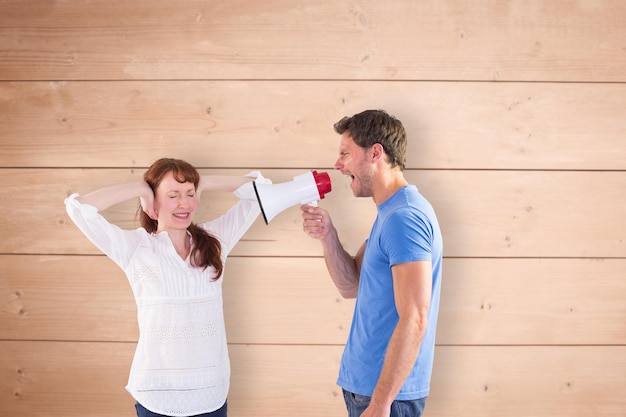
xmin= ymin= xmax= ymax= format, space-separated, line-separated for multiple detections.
xmin=333 ymin=109 xmax=407 ymax=170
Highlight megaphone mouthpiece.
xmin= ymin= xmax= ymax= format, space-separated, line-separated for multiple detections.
xmin=311 ymin=170 xmax=332 ymax=199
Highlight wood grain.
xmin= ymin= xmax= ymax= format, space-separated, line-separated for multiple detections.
xmin=2 ymin=1 xmax=625 ymax=416
xmin=1 ymin=1 xmax=624 ymax=82
xmin=1 ymin=168 xmax=623 ymax=257
xmin=2 ymin=341 xmax=624 ymax=417
xmin=3 ymin=255 xmax=624 ymax=345
xmin=1 ymin=81 xmax=625 ymax=170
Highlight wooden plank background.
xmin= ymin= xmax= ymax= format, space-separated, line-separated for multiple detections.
xmin=1 ymin=1 xmax=624 ymax=416
xmin=1 ymin=0 xmax=625 ymax=82
xmin=2 ymin=81 xmax=626 ymax=170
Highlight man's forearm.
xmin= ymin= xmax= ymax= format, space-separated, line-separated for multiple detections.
xmin=321 ymin=228 xmax=360 ymax=299
xmin=370 ymin=318 xmax=426 ymax=408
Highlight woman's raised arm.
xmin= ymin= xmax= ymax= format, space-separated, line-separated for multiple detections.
xmin=77 ymin=181 xmax=155 ymax=218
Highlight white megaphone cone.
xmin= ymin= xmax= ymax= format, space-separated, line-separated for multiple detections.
xmin=253 ymin=170 xmax=332 ymax=225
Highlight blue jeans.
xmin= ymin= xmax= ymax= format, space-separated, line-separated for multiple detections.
xmin=342 ymin=389 xmax=426 ymax=417
xmin=135 ymin=401 xmax=227 ymax=417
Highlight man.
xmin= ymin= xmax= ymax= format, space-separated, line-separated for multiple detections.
xmin=301 ymin=109 xmax=443 ymax=417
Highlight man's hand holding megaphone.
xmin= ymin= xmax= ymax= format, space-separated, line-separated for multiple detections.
xmin=300 ymin=203 xmax=335 ymax=241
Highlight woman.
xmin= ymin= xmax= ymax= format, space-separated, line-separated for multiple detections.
xmin=64 ymin=158 xmax=269 ymax=417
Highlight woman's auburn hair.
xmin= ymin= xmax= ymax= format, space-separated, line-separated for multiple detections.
xmin=139 ymin=158 xmax=224 ymax=279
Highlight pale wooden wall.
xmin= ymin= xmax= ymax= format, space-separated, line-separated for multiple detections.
xmin=1 ymin=1 xmax=625 ymax=416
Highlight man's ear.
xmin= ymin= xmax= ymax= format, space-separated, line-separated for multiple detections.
xmin=371 ymin=143 xmax=384 ymax=163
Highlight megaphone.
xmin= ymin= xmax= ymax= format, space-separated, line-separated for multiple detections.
xmin=253 ymin=170 xmax=332 ymax=224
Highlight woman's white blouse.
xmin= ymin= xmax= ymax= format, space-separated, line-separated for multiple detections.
xmin=64 ymin=193 xmax=260 ymax=416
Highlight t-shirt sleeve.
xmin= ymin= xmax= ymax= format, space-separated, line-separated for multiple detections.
xmin=381 ymin=208 xmax=434 ymax=267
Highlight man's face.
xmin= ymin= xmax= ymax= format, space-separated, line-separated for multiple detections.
xmin=334 ymin=133 xmax=374 ymax=198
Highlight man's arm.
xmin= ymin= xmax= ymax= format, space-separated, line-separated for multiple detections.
xmin=301 ymin=204 xmax=364 ymax=299
xmin=363 ymin=260 xmax=433 ymax=417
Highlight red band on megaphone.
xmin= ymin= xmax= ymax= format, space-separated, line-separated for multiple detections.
xmin=312 ymin=170 xmax=332 ymax=199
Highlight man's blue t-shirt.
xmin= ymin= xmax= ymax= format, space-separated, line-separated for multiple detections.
xmin=337 ymin=185 xmax=443 ymax=400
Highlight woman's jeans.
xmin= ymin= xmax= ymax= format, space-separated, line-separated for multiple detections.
xmin=135 ymin=401 xmax=227 ymax=417
xmin=342 ymin=389 xmax=426 ymax=417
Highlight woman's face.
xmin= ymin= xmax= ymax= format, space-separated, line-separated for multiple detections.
xmin=153 ymin=171 xmax=198 ymax=232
